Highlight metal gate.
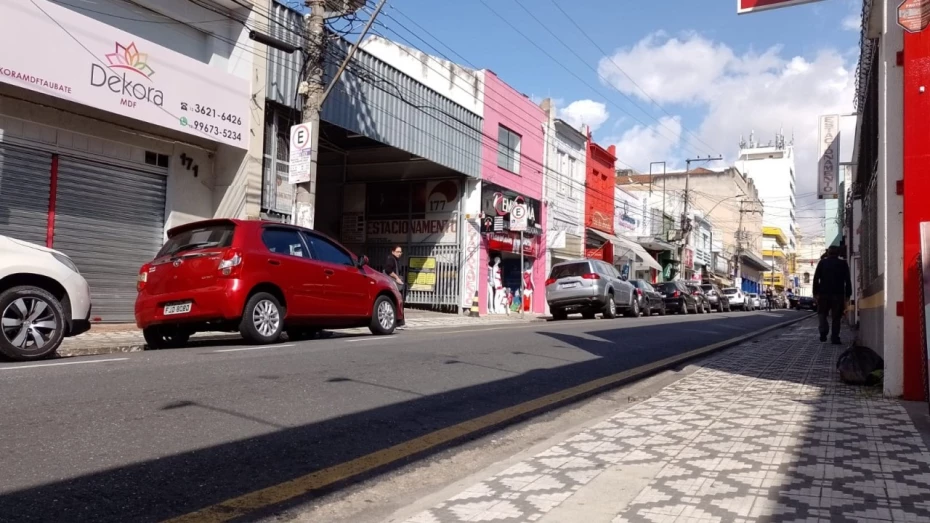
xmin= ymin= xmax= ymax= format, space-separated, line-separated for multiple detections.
xmin=0 ymin=142 xmax=52 ymax=245
xmin=54 ymin=156 xmax=167 ymax=323
xmin=366 ymin=243 xmax=462 ymax=311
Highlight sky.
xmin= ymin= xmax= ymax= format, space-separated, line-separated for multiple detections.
xmin=350 ymin=0 xmax=862 ymax=240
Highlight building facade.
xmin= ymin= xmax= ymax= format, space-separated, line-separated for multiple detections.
xmin=584 ymin=131 xmax=617 ymax=262
xmin=761 ymin=226 xmax=789 ymax=291
xmin=0 ymin=0 xmax=266 ymax=322
xmin=734 ymin=133 xmax=798 ymax=254
xmin=540 ymin=98 xmax=586 ymax=288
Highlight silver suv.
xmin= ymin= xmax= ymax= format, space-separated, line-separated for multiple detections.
xmin=546 ymin=259 xmax=637 ymax=320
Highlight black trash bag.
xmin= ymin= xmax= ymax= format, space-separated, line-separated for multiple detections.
xmin=836 ymin=345 xmax=884 ymax=385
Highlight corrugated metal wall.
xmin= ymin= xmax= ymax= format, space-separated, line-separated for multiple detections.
xmin=265 ymin=2 xmax=482 ymax=178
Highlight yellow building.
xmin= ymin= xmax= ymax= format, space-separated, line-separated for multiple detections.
xmin=761 ymin=226 xmax=789 ymax=291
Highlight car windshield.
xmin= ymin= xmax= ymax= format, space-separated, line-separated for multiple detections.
xmin=722 ymin=288 xmax=738 ymax=295
xmin=701 ymin=285 xmax=714 ymax=292
xmin=630 ymin=280 xmax=646 ymax=289
xmin=549 ymin=262 xmax=590 ymax=280
xmin=158 ymin=223 xmax=236 ymax=257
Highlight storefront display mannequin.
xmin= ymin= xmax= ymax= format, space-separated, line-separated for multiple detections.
xmin=522 ymin=261 xmax=534 ymax=312
xmin=487 ymin=256 xmax=503 ymax=314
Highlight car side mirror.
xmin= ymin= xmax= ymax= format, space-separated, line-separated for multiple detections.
xmin=357 ymin=255 xmax=369 ymax=268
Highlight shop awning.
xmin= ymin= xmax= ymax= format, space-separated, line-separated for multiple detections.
xmin=636 ymin=237 xmax=676 ymax=252
xmin=587 ymin=229 xmax=663 ymax=271
xmin=740 ymin=251 xmax=771 ymax=271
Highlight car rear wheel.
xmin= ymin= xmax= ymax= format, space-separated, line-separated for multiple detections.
xmin=369 ymin=295 xmax=397 ymax=335
xmin=625 ymin=297 xmax=639 ymax=318
xmin=603 ymin=294 xmax=617 ymax=319
xmin=551 ymin=308 xmax=568 ymax=321
xmin=0 ymin=286 xmax=65 ymax=361
xmin=240 ymin=292 xmax=284 ymax=344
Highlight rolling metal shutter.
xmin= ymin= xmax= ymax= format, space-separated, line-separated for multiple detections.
xmin=54 ymin=156 xmax=166 ymax=323
xmin=0 ymin=142 xmax=52 ymax=245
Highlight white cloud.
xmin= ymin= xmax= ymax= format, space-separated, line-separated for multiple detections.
xmin=557 ymin=99 xmax=610 ymax=132
xmin=610 ymin=116 xmax=683 ymax=172
xmin=598 ymin=32 xmax=855 ymax=239
xmin=842 ymin=0 xmax=862 ymax=31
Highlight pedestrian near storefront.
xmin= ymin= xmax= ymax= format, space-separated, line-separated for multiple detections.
xmin=384 ymin=245 xmax=407 ymax=329
xmin=813 ymin=246 xmax=852 ymax=344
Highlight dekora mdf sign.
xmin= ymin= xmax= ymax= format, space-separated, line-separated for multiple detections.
xmin=737 ymin=0 xmax=825 ymax=14
xmin=0 ymin=0 xmax=250 ymax=149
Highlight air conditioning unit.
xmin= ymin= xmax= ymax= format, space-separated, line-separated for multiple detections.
xmin=324 ymin=0 xmax=366 ymax=18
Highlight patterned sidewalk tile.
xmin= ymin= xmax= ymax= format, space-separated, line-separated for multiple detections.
xmin=398 ymin=320 xmax=930 ymax=523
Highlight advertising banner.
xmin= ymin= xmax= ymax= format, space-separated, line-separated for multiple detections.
xmin=614 ymin=188 xmax=642 ymax=235
xmin=818 ymin=114 xmax=841 ymax=199
xmin=407 ymin=257 xmax=437 ymax=292
xmin=1 ymin=1 xmax=250 ymax=148
xmin=482 ymin=183 xmax=542 ymax=235
xmin=737 ymin=0 xmax=825 ymax=14
xmin=363 ymin=180 xmax=460 ymax=244
xmin=487 ymin=231 xmax=539 ymax=258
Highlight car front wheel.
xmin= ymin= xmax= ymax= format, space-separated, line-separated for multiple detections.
xmin=240 ymin=292 xmax=284 ymax=344
xmin=0 ymin=286 xmax=65 ymax=361
xmin=370 ymin=295 xmax=397 ymax=335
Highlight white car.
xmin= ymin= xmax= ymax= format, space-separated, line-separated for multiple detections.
xmin=0 ymin=235 xmax=92 ymax=360
xmin=748 ymin=293 xmax=762 ymax=310
xmin=721 ymin=287 xmax=749 ymax=311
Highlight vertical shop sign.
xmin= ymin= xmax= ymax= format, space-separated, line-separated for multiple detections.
xmin=818 ymin=115 xmax=840 ymax=199
xmin=408 ymin=257 xmax=437 ymax=292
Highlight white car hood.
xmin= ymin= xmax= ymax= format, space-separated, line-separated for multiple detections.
xmin=2 ymin=235 xmax=66 ymax=257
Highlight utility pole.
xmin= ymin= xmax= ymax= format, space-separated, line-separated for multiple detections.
xmin=680 ymin=156 xmax=722 ymax=280
xmin=293 ymin=0 xmax=387 ymax=228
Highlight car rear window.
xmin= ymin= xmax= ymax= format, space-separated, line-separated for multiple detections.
xmin=158 ymin=223 xmax=236 ymax=257
xmin=550 ymin=262 xmax=590 ymax=279
xmin=701 ymin=285 xmax=714 ymax=291
xmin=722 ymin=288 xmax=738 ymax=295
xmin=657 ymin=282 xmax=678 ymax=292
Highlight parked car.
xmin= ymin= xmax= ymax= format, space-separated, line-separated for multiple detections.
xmin=700 ymin=283 xmax=730 ymax=312
xmin=135 ymin=219 xmax=404 ymax=348
xmin=546 ymin=259 xmax=637 ymax=320
xmin=0 ymin=235 xmax=92 ymax=361
xmin=629 ymin=279 xmax=666 ymax=316
xmin=657 ymin=281 xmax=699 ymax=315
xmin=797 ymin=295 xmax=817 ymax=311
xmin=721 ymin=287 xmax=748 ymax=311
xmin=685 ymin=283 xmax=712 ymax=313
xmin=748 ymin=293 xmax=762 ymax=310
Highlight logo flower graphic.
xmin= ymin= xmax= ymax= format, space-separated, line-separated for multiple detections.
xmin=105 ymin=42 xmax=155 ymax=80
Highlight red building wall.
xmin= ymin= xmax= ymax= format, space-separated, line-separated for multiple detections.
xmin=585 ymin=132 xmax=616 ymax=261
xmin=902 ymin=28 xmax=930 ymax=400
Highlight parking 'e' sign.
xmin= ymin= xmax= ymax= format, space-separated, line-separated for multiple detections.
xmin=510 ymin=203 xmax=528 ymax=232
xmin=289 ymin=123 xmax=313 ymax=185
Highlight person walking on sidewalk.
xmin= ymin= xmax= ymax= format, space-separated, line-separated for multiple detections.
xmin=813 ymin=245 xmax=852 ymax=344
xmin=764 ymin=286 xmax=774 ymax=311
xmin=384 ymin=245 xmax=407 ymax=330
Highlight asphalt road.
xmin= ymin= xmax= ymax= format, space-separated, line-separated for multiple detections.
xmin=0 ymin=309 xmax=805 ymax=522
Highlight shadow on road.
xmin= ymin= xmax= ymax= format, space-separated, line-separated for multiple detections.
xmin=0 ymin=312 xmax=805 ymax=522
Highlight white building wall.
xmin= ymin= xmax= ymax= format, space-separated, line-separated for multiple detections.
xmin=735 ymin=145 xmax=798 ymax=252
xmin=359 ymin=36 xmax=484 ymax=117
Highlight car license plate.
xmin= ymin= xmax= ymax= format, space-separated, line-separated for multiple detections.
xmin=164 ymin=302 xmax=192 ymax=316
xmin=561 ymin=282 xmax=578 ymax=289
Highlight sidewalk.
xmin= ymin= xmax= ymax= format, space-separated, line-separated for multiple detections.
xmin=58 ymin=309 xmax=544 ymax=358
xmin=394 ymin=318 xmax=930 ymax=523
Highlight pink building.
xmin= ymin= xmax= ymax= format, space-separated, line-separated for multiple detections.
xmin=474 ymin=71 xmax=547 ymax=316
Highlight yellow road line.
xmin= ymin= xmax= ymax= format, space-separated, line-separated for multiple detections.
xmin=164 ymin=314 xmax=811 ymax=523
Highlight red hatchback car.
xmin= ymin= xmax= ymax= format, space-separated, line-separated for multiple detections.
xmin=135 ymin=219 xmax=404 ymax=348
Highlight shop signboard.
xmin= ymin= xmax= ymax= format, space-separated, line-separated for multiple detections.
xmin=363 ymin=180 xmax=460 ymax=244
xmin=898 ymin=0 xmax=930 ymax=33
xmin=407 ymin=257 xmax=437 ymax=292
xmin=818 ymin=114 xmax=840 ymax=199
xmin=737 ymin=0 xmax=824 ymax=14
xmin=1 ymin=1 xmax=250 ymax=149
xmin=683 ymin=246 xmax=695 ymax=270
xmin=614 ymin=188 xmax=641 ymax=234
xmin=487 ymin=231 xmax=539 ymax=258
xmin=482 ymin=183 xmax=541 ymax=235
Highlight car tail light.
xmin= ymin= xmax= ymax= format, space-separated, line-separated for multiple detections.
xmin=672 ymin=291 xmax=680 ymax=298
xmin=545 ymin=278 xmax=557 ymax=286
xmin=137 ymin=265 xmax=149 ymax=292
xmin=636 ymin=289 xmax=642 ymax=297
xmin=218 ymin=249 xmax=242 ymax=277
xmin=582 ymin=273 xmax=600 ymax=280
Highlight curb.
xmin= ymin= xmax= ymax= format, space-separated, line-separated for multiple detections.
xmin=56 ymin=318 xmax=548 ymax=359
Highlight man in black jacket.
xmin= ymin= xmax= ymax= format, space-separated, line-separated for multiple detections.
xmin=813 ymin=246 xmax=852 ymax=344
